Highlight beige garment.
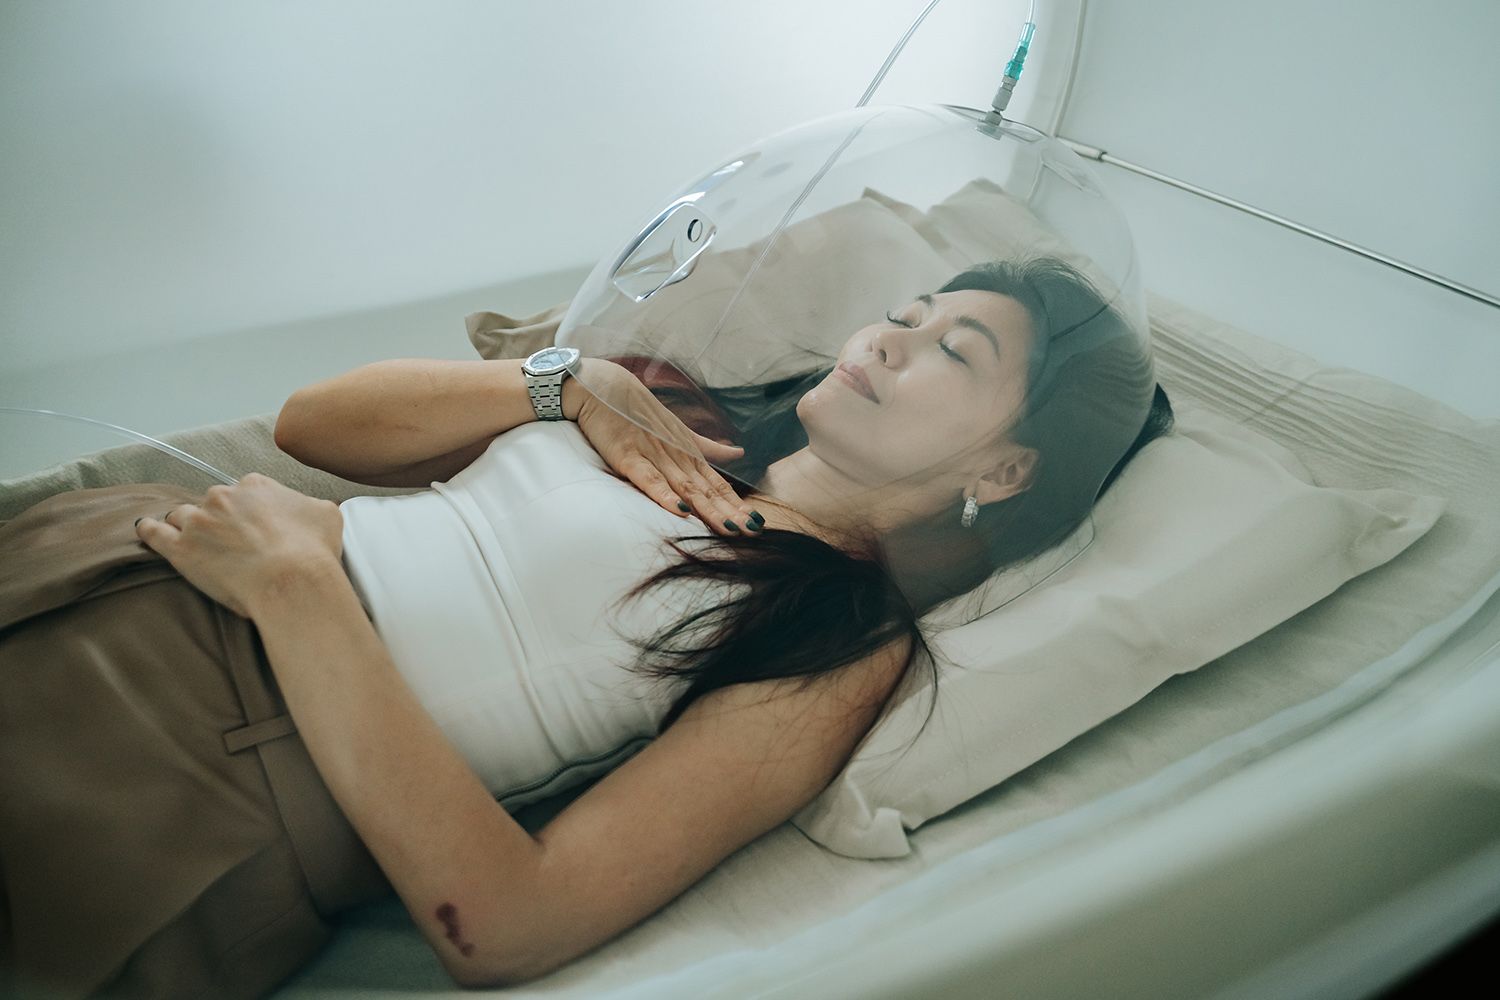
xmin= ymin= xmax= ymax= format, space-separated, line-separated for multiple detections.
xmin=0 ymin=483 xmax=389 ymax=1000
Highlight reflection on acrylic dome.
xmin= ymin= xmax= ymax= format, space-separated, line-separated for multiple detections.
xmin=558 ymin=103 xmax=1147 ymax=386
xmin=557 ymin=102 xmax=1158 ymax=621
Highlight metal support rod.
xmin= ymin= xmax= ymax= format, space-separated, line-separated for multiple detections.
xmin=1057 ymin=137 xmax=1500 ymax=312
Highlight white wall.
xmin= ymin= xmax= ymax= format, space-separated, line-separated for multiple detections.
xmin=0 ymin=0 xmax=1039 ymax=375
xmin=1055 ymin=0 xmax=1500 ymax=418
xmin=2 ymin=0 xmax=1059 ymax=478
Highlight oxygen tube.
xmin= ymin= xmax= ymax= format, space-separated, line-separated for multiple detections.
xmin=856 ymin=0 xmax=1037 ymax=117
xmin=0 ymin=406 xmax=240 ymax=486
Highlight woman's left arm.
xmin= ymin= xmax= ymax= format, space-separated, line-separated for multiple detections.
xmin=133 ymin=474 xmax=548 ymax=984
xmin=245 ymin=558 xmax=549 ymax=987
xmin=249 ymin=557 xmax=913 ymax=988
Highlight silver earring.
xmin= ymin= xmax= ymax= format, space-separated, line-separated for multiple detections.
xmin=960 ymin=495 xmax=979 ymax=529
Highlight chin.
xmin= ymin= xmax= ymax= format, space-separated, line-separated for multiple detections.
xmin=802 ymin=424 xmax=888 ymax=485
xmin=794 ymin=384 xmax=843 ymax=434
xmin=795 ymin=384 xmax=830 ymax=425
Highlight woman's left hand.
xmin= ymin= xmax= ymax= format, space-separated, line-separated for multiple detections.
xmin=134 ymin=472 xmax=346 ymax=619
xmin=567 ymin=359 xmax=760 ymax=536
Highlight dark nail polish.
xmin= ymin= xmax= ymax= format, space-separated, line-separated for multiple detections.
xmin=723 ymin=519 xmax=740 ymax=532
xmin=745 ymin=519 xmax=763 ymax=532
xmin=677 ymin=501 xmax=691 ymax=513
xmin=748 ymin=510 xmax=765 ymax=526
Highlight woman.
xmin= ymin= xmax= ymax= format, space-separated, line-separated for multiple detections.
xmin=0 ymin=257 xmax=1172 ymax=998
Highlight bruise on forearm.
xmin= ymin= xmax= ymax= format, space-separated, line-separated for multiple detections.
xmin=435 ymin=902 xmax=476 ymax=958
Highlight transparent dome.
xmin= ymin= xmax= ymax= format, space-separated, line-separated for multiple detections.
xmin=558 ymin=103 xmax=1158 ymax=627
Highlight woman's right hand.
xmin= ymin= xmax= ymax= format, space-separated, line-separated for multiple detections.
xmin=564 ymin=359 xmax=764 ymax=536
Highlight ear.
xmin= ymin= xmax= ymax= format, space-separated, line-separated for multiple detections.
xmin=972 ymin=447 xmax=1038 ymax=507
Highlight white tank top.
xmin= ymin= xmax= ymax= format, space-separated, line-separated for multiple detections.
xmin=337 ymin=420 xmax=719 ymax=811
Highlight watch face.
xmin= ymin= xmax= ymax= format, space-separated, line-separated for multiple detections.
xmin=527 ymin=346 xmax=579 ymax=376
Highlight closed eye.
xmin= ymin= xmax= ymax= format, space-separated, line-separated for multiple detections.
xmin=885 ymin=310 xmax=968 ymax=366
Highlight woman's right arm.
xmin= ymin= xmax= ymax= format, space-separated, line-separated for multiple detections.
xmin=273 ymin=357 xmax=594 ymax=487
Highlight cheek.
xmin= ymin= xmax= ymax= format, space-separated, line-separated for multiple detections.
xmin=899 ymin=384 xmax=1003 ymax=456
xmin=902 ymin=412 xmax=971 ymax=461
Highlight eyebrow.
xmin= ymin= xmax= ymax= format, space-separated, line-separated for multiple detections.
xmin=916 ymin=293 xmax=1002 ymax=361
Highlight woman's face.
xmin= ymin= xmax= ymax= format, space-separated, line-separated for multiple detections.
xmin=796 ymin=288 xmax=1036 ymax=490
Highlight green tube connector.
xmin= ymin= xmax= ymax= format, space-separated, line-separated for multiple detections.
xmin=991 ymin=19 xmax=1037 ymax=117
xmin=1005 ymin=21 xmax=1035 ymax=80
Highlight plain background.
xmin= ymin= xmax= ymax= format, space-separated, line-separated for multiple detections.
xmin=0 ymin=0 xmax=1042 ymax=476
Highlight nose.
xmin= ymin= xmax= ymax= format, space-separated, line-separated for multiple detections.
xmin=872 ymin=326 xmax=910 ymax=367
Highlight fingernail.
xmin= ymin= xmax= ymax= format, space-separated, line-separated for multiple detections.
xmin=723 ymin=519 xmax=740 ymax=532
xmin=748 ymin=510 xmax=765 ymax=526
xmin=677 ymin=501 xmax=691 ymax=513
xmin=744 ymin=519 xmax=763 ymax=532
xmin=134 ymin=516 xmax=144 ymax=527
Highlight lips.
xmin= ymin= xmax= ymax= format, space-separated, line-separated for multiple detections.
xmin=836 ymin=362 xmax=879 ymax=403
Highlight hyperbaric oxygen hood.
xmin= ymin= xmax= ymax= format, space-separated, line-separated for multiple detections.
xmin=554 ymin=101 xmax=1158 ymax=623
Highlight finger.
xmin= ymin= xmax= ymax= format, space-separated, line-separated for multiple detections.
xmin=692 ymin=432 xmax=746 ymax=464
xmin=649 ymin=440 xmax=749 ymax=536
xmin=203 ymin=483 xmax=233 ymax=507
xmin=620 ymin=457 xmax=693 ymax=519
xmin=641 ymin=441 xmax=734 ymax=527
xmin=133 ymin=512 xmax=179 ymax=549
xmin=688 ymin=456 xmax=764 ymax=534
xmin=668 ymin=470 xmax=739 ymax=536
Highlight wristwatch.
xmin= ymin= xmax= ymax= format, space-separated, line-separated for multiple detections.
xmin=521 ymin=346 xmax=582 ymax=421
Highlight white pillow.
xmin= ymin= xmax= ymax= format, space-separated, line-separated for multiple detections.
xmin=789 ymin=400 xmax=1444 ymax=857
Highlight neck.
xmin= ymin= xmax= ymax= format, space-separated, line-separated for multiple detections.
xmin=751 ymin=448 xmax=907 ymax=556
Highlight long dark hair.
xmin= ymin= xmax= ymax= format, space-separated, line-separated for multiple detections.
xmin=612 ymin=257 xmax=1174 ymax=739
